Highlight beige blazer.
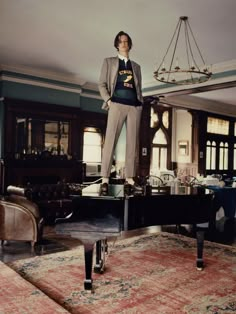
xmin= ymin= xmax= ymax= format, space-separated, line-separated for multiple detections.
xmin=98 ymin=56 xmax=143 ymax=110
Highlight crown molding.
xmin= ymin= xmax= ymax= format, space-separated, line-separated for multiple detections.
xmin=0 ymin=63 xmax=86 ymax=86
xmin=212 ymin=59 xmax=236 ymax=73
xmin=81 ymin=81 xmax=99 ymax=92
xmin=0 ymin=75 xmax=82 ymax=94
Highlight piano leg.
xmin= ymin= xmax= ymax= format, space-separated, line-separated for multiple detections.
xmin=196 ymin=229 xmax=205 ymax=270
xmin=104 ymin=238 xmax=108 ymax=253
xmin=84 ymin=242 xmax=94 ymax=290
xmin=94 ymin=240 xmax=103 ymax=273
xmin=94 ymin=239 xmax=107 ymax=273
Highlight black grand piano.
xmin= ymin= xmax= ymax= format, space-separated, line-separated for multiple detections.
xmin=55 ymin=183 xmax=214 ymax=290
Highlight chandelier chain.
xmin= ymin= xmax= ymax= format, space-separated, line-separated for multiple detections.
xmin=184 ymin=21 xmax=195 ymax=81
xmin=168 ymin=18 xmax=182 ymax=81
xmin=157 ymin=19 xmax=181 ymax=72
xmin=186 ymin=19 xmax=206 ymax=66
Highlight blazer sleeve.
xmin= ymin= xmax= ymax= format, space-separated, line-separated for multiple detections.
xmin=98 ymin=58 xmax=111 ymax=103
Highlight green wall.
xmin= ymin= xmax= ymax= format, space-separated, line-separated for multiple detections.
xmin=1 ymin=81 xmax=81 ymax=107
xmin=80 ymin=96 xmax=104 ymax=113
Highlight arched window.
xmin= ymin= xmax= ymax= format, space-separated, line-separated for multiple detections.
xmin=148 ymin=104 xmax=171 ymax=175
xmin=219 ymin=142 xmax=228 ymax=170
xmin=206 ymin=140 xmax=216 ymax=170
xmin=150 ymin=128 xmax=168 ymax=174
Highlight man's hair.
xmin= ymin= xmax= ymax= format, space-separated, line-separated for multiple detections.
xmin=114 ymin=31 xmax=132 ymax=51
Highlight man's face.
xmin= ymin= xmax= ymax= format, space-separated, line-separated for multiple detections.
xmin=117 ymin=35 xmax=129 ymax=53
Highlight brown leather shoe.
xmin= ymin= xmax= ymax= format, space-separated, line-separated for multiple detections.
xmin=100 ymin=182 xmax=109 ymax=196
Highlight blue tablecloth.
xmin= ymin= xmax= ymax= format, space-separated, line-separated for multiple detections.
xmin=206 ymin=186 xmax=236 ymax=218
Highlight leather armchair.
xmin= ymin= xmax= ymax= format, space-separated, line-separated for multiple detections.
xmin=0 ymin=189 xmax=44 ymax=247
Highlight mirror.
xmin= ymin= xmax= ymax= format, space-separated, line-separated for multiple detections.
xmin=15 ymin=117 xmax=69 ymax=155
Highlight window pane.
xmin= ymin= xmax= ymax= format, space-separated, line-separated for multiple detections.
xmin=219 ymin=147 xmax=224 ymax=170
xmin=162 ymin=111 xmax=169 ymax=129
xmin=224 ymin=148 xmax=228 ymax=170
xmin=83 ymin=146 xmax=101 ymax=163
xmin=207 ymin=117 xmax=229 ymax=135
xmin=160 ymin=147 xmax=167 ymax=169
xmin=152 ymin=129 xmax=167 ymax=144
xmin=206 ymin=146 xmax=211 ymax=169
xmin=84 ymin=132 xmax=101 ymax=145
xmin=234 ymin=144 xmax=236 ymax=169
xmin=150 ymin=107 xmax=158 ymax=128
xmin=219 ymin=142 xmax=228 ymax=170
xmin=212 ymin=146 xmax=216 ymax=169
xmin=150 ymin=147 xmax=160 ymax=174
xmin=83 ymin=130 xmax=102 ymax=163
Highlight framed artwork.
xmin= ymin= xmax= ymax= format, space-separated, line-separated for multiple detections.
xmin=178 ymin=140 xmax=189 ymax=156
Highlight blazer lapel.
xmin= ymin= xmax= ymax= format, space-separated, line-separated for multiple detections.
xmin=131 ymin=61 xmax=139 ymax=88
xmin=110 ymin=57 xmax=119 ymax=91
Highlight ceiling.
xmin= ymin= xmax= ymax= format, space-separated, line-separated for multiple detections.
xmin=0 ymin=0 xmax=236 ymax=110
xmin=191 ymin=87 xmax=236 ymax=107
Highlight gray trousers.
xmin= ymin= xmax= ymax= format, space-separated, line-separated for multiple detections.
xmin=101 ymin=101 xmax=142 ymax=178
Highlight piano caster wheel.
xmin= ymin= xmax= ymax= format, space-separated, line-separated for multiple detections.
xmin=196 ymin=259 xmax=204 ymax=270
xmin=94 ymin=262 xmax=104 ymax=274
xmin=84 ymin=279 xmax=93 ymax=290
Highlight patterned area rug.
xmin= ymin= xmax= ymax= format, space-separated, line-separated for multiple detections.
xmin=7 ymin=232 xmax=236 ymax=314
xmin=0 ymin=260 xmax=70 ymax=313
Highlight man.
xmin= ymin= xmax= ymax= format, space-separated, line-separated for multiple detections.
xmin=98 ymin=31 xmax=143 ymax=195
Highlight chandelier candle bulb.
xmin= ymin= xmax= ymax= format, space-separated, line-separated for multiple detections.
xmin=175 ymin=58 xmax=180 ymax=70
xmin=161 ymin=62 xmax=166 ymax=71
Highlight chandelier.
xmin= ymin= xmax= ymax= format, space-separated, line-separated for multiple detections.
xmin=154 ymin=16 xmax=212 ymax=85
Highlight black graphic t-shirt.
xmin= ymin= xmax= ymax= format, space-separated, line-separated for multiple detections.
xmin=111 ymin=59 xmax=141 ymax=106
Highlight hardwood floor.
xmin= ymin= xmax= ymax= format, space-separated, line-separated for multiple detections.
xmin=1 ymin=218 xmax=235 ymax=263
